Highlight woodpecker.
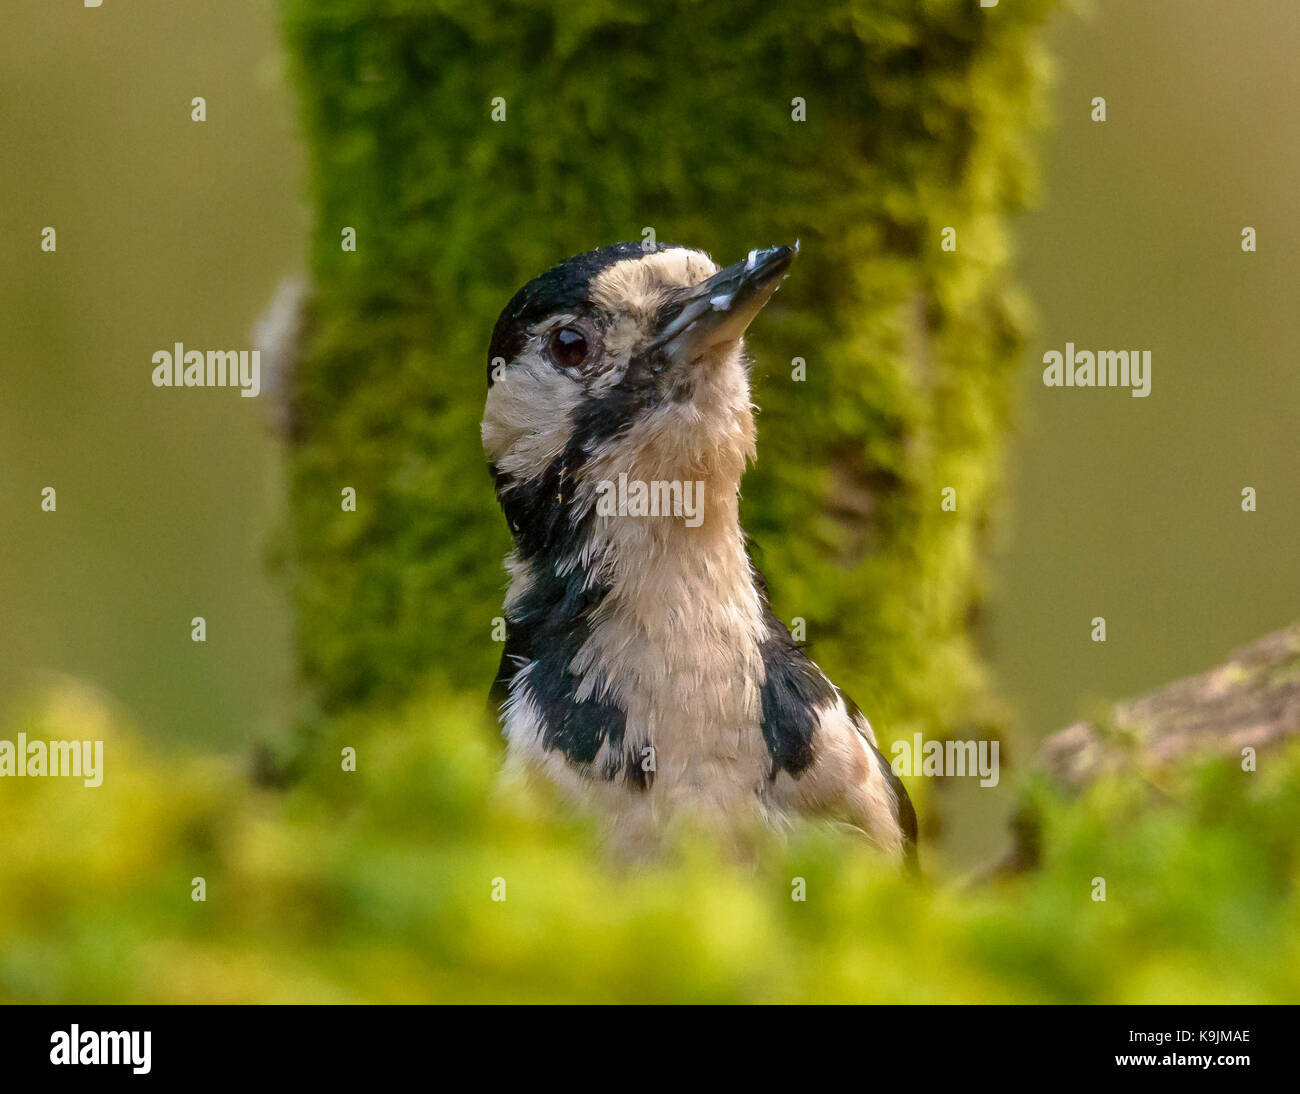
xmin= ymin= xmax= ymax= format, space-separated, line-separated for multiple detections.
xmin=483 ymin=242 xmax=917 ymax=866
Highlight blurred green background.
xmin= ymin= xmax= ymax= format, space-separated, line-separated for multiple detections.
xmin=990 ymin=0 xmax=1300 ymax=742
xmin=1 ymin=0 xmax=301 ymax=751
xmin=1 ymin=1 xmax=1297 ymax=1003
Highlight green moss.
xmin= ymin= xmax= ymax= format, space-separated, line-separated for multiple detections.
xmin=277 ymin=0 xmax=1056 ymax=750
xmin=3 ymin=683 xmax=1296 ymax=1003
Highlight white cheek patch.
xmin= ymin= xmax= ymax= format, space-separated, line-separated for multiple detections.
xmin=482 ymin=352 xmax=584 ymax=480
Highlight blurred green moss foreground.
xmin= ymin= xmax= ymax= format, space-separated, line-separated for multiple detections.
xmin=2 ymin=682 xmax=1295 ymax=1004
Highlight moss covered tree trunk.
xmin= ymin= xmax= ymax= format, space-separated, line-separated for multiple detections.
xmin=277 ymin=0 xmax=1055 ymax=746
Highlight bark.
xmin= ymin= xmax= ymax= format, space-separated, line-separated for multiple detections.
xmin=1037 ymin=624 xmax=1300 ymax=789
xmin=984 ymin=624 xmax=1300 ymax=879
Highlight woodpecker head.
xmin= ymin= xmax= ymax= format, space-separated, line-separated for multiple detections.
xmin=483 ymin=242 xmax=796 ymax=560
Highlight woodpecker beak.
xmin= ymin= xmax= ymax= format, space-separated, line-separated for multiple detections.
xmin=648 ymin=243 xmax=798 ymax=361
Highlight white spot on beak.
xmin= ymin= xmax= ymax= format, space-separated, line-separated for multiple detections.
xmin=709 ymin=293 xmax=735 ymax=311
xmin=744 ymin=249 xmax=759 ymax=272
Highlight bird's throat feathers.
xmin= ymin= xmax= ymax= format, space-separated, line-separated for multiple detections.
xmin=495 ymin=325 xmax=762 ymax=667
xmin=494 ymin=402 xmax=769 ymax=789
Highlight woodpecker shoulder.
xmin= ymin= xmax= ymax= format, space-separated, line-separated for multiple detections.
xmin=838 ymin=687 xmax=920 ymax=865
xmin=756 ymin=608 xmax=835 ymax=779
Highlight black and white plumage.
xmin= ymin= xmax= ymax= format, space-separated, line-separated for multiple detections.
xmin=483 ymin=242 xmax=917 ymax=866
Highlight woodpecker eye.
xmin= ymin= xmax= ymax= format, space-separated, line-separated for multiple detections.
xmin=548 ymin=326 xmax=589 ymax=371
